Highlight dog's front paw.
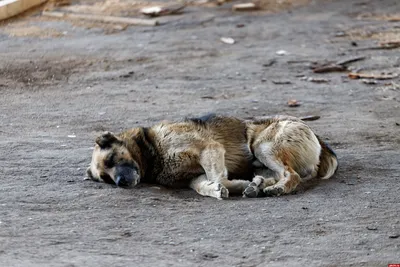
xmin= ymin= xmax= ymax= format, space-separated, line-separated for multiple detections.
xmin=243 ymin=182 xmax=262 ymax=198
xmin=216 ymin=183 xmax=229 ymax=200
xmin=243 ymin=176 xmax=270 ymax=198
xmin=263 ymin=186 xmax=284 ymax=197
xmin=207 ymin=182 xmax=229 ymax=200
xmin=219 ymin=186 xmax=229 ymax=200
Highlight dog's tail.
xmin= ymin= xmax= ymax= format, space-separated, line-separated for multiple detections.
xmin=317 ymin=136 xmax=338 ymax=179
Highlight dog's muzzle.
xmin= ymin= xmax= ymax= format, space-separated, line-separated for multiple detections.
xmin=115 ymin=164 xmax=140 ymax=188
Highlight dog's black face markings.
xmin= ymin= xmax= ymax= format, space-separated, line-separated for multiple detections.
xmin=96 ymin=132 xmax=121 ymax=149
xmin=89 ymin=132 xmax=142 ymax=188
xmin=104 ymin=153 xmax=115 ymax=169
xmin=103 ymin=151 xmax=140 ymax=187
xmin=100 ymin=172 xmax=115 ymax=184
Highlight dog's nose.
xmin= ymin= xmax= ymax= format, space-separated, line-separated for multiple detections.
xmin=116 ymin=176 xmax=132 ymax=187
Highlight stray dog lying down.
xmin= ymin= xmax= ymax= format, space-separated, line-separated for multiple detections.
xmin=86 ymin=114 xmax=337 ymax=199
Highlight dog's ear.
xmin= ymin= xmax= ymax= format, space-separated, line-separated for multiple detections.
xmin=96 ymin=131 xmax=119 ymax=149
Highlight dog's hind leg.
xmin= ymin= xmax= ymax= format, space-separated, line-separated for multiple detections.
xmin=243 ymin=175 xmax=276 ymax=198
xmin=189 ymin=174 xmax=229 ymax=200
xmin=199 ymin=142 xmax=250 ymax=195
xmin=244 ymin=143 xmax=301 ymax=197
xmin=262 ymin=166 xmax=301 ymax=197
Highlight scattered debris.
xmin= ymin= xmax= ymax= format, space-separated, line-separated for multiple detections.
xmin=386 ymin=81 xmax=400 ymax=89
xmin=232 ymin=3 xmax=259 ymax=11
xmin=272 ymin=80 xmax=291 ymax=84
xmin=379 ymin=41 xmax=400 ymax=49
xmin=42 ymin=11 xmax=159 ymax=26
xmin=202 ymin=253 xmax=219 ymax=260
xmin=220 ymin=37 xmax=235 ymax=45
xmin=119 ymin=71 xmax=134 ymax=78
xmin=334 ymin=31 xmax=347 ymax=37
xmin=300 ymin=115 xmax=320 ymax=121
xmin=307 ymin=77 xmax=330 ymax=83
xmin=276 ymin=50 xmax=288 ymax=56
xmin=348 ymin=72 xmax=398 ymax=80
xmin=287 ymin=60 xmax=311 ymax=64
xmin=312 ymin=64 xmax=346 ymax=73
xmin=262 ymin=59 xmax=276 ymax=67
xmin=336 ymin=56 xmax=366 ymax=66
xmin=357 ymin=41 xmax=400 ymax=50
xmin=0 ymin=0 xmax=48 ymax=21
xmin=287 ymin=99 xmax=301 ymax=107
xmin=140 ymin=4 xmax=185 ymax=17
xmin=361 ymin=79 xmax=378 ymax=85
xmin=386 ymin=16 xmax=400 ymax=22
xmin=201 ymin=93 xmax=230 ymax=100
xmin=121 ymin=231 xmax=132 ymax=237
xmin=201 ymin=95 xmax=215 ymax=99
xmin=45 ymin=0 xmax=71 ymax=10
xmin=312 ymin=56 xmax=366 ymax=73
xmin=334 ymin=31 xmax=346 ymax=37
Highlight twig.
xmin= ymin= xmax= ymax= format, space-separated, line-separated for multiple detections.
xmin=312 ymin=56 xmax=366 ymax=73
xmin=300 ymin=115 xmax=320 ymax=121
xmin=337 ymin=56 xmax=366 ymax=66
xmin=348 ymin=72 xmax=398 ymax=80
xmin=42 ymin=11 xmax=159 ymax=26
xmin=232 ymin=3 xmax=259 ymax=11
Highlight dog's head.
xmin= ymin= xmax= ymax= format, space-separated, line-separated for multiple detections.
xmin=87 ymin=132 xmax=141 ymax=188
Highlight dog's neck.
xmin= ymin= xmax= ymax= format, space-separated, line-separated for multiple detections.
xmin=131 ymin=127 xmax=157 ymax=182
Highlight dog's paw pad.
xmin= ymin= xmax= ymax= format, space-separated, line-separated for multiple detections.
xmin=243 ymin=183 xmax=260 ymax=198
xmin=263 ymin=186 xmax=284 ymax=197
xmin=243 ymin=186 xmax=257 ymax=198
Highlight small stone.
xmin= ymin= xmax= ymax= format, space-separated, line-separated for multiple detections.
xmin=276 ymin=50 xmax=288 ymax=56
xmin=220 ymin=37 xmax=235 ymax=44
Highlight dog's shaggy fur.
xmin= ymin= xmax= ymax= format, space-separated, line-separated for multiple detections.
xmin=86 ymin=114 xmax=337 ymax=199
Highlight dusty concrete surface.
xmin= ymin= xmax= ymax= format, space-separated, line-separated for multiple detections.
xmin=0 ymin=0 xmax=399 ymax=266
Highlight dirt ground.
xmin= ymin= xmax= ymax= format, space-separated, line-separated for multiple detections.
xmin=0 ymin=0 xmax=399 ymax=266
